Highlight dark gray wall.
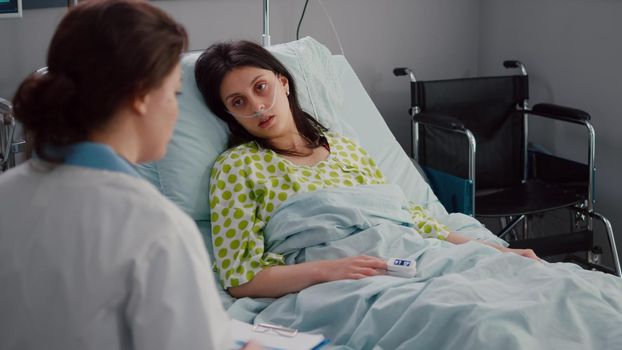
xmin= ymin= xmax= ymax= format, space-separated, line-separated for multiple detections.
xmin=0 ymin=7 xmax=65 ymax=99
xmin=0 ymin=0 xmax=480 ymax=151
xmin=154 ymin=0 xmax=480 ymax=152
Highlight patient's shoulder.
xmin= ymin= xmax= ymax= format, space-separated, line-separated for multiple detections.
xmin=211 ymin=142 xmax=267 ymax=180
xmin=325 ymin=130 xmax=369 ymax=155
xmin=214 ymin=142 xmax=258 ymax=164
xmin=325 ymin=130 xmax=354 ymax=146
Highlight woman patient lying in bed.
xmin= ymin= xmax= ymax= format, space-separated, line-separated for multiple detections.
xmin=194 ymin=41 xmax=622 ymax=349
xmin=194 ymin=40 xmax=537 ymax=298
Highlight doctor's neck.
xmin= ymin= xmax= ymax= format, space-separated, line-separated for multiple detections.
xmin=88 ymin=111 xmax=143 ymax=164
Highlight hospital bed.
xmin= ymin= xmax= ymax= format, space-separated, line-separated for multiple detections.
xmin=135 ymin=35 xmax=503 ymax=283
xmin=135 ymin=37 xmax=622 ymax=349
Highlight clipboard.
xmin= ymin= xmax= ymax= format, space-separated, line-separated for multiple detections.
xmin=231 ymin=319 xmax=329 ymax=350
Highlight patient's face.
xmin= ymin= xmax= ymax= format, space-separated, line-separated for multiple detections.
xmin=220 ymin=66 xmax=294 ymax=141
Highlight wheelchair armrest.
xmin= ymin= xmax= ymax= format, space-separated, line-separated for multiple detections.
xmin=412 ymin=111 xmax=467 ymax=131
xmin=530 ymin=103 xmax=591 ymax=123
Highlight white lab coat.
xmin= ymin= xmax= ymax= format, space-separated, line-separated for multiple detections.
xmin=0 ymin=161 xmax=231 ymax=350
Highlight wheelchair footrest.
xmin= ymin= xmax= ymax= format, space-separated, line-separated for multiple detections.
xmin=508 ymin=230 xmax=593 ymax=257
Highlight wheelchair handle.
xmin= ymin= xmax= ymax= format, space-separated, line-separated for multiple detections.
xmin=393 ymin=68 xmax=409 ymax=76
xmin=0 ymin=97 xmax=12 ymax=117
xmin=393 ymin=68 xmax=419 ymax=109
xmin=503 ymin=60 xmax=521 ymax=68
xmin=393 ymin=67 xmax=417 ymax=84
xmin=503 ymin=60 xmax=528 ymax=76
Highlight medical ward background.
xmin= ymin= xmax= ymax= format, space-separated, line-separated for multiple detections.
xmin=1 ymin=0 xmax=621 ymax=267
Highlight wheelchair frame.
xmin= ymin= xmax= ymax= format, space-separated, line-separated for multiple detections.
xmin=0 ymin=97 xmax=26 ymax=173
xmin=394 ymin=62 xmax=621 ymax=277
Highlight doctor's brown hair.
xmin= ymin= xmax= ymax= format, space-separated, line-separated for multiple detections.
xmin=12 ymin=0 xmax=188 ymax=162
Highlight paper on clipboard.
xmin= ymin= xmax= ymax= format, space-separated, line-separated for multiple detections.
xmin=231 ymin=319 xmax=328 ymax=350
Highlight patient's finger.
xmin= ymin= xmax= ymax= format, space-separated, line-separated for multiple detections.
xmin=366 ymin=258 xmax=388 ymax=271
xmin=351 ymin=256 xmax=386 ymax=270
xmin=358 ymin=255 xmax=388 ymax=266
xmin=523 ymin=249 xmax=539 ymax=260
xmin=357 ymin=267 xmax=385 ymax=276
xmin=240 ymin=341 xmax=263 ymax=350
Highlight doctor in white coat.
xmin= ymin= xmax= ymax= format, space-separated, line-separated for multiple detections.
xmin=0 ymin=1 xmax=246 ymax=349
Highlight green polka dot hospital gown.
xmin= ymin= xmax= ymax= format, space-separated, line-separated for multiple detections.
xmin=210 ymin=131 xmax=450 ymax=288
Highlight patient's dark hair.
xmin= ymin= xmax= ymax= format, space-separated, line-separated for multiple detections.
xmin=12 ymin=0 xmax=188 ymax=162
xmin=194 ymin=40 xmax=327 ymax=156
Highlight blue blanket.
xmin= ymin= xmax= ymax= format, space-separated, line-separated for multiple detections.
xmin=228 ymin=185 xmax=622 ymax=350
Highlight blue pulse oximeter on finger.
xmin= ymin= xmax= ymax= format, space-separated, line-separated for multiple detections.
xmin=387 ymin=258 xmax=417 ymax=278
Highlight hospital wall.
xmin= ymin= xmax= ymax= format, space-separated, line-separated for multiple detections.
xmin=0 ymin=0 xmax=479 ymax=136
xmin=155 ymin=0 xmax=482 ymax=153
xmin=0 ymin=0 xmax=480 ymax=175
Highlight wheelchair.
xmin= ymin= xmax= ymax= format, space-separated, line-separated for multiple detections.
xmin=0 ymin=97 xmax=26 ymax=173
xmin=394 ymin=61 xmax=621 ymax=276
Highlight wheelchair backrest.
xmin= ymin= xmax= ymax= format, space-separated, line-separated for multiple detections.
xmin=416 ymin=75 xmax=528 ymax=190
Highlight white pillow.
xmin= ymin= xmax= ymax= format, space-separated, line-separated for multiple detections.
xmin=269 ymin=37 xmax=357 ymax=140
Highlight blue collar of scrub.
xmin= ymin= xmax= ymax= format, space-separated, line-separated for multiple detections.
xmin=60 ymin=142 xmax=141 ymax=178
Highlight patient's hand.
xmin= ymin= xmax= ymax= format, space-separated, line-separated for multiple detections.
xmin=447 ymin=232 xmax=540 ymax=261
xmin=229 ymin=257 xmax=388 ymax=298
xmin=502 ymin=247 xmax=539 ymax=260
xmin=319 ymin=255 xmax=388 ymax=282
xmin=241 ymin=341 xmax=263 ymax=350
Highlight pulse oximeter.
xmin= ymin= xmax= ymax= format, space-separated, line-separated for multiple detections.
xmin=387 ymin=258 xmax=417 ymax=278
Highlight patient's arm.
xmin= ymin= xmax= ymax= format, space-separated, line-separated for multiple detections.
xmin=447 ymin=232 xmax=539 ymax=260
xmin=228 ymin=255 xmax=387 ymax=298
xmin=408 ymin=203 xmax=451 ymax=240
